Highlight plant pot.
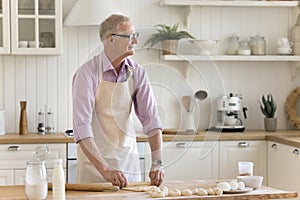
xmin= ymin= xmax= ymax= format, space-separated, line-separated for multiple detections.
xmin=264 ymin=117 xmax=277 ymax=132
xmin=161 ymin=40 xmax=178 ymax=55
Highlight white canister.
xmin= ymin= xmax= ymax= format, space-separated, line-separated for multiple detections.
xmin=0 ymin=110 xmax=5 ymax=135
xmin=238 ymin=161 xmax=253 ymax=176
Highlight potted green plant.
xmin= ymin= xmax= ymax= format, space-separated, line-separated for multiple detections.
xmin=259 ymin=94 xmax=277 ymax=132
xmin=143 ymin=23 xmax=195 ymax=55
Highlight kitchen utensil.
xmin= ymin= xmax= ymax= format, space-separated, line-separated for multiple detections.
xmin=182 ymin=95 xmax=195 ymax=112
xmin=195 ymin=90 xmax=208 ymax=100
xmin=48 ymin=183 xmax=120 ymax=192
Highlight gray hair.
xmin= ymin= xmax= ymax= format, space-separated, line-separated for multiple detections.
xmin=99 ymin=14 xmax=130 ymax=42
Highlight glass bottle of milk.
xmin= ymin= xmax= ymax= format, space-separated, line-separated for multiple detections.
xmin=52 ymin=159 xmax=65 ymax=200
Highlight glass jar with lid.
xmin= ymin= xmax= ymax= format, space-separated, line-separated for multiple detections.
xmin=227 ymin=35 xmax=240 ymax=55
xmin=238 ymin=40 xmax=251 ymax=55
xmin=40 ymin=32 xmax=54 ymax=47
xmin=25 ymin=160 xmax=48 ymax=200
xmin=250 ymin=35 xmax=266 ymax=55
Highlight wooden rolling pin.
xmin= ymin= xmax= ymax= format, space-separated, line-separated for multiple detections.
xmin=48 ymin=183 xmax=120 ymax=192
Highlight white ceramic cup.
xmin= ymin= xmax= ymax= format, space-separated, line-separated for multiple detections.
xmin=0 ymin=110 xmax=5 ymax=135
xmin=277 ymin=46 xmax=293 ymax=54
xmin=238 ymin=161 xmax=253 ymax=176
xmin=277 ymin=37 xmax=293 ymax=47
xmin=29 ymin=41 xmax=44 ymax=48
xmin=19 ymin=41 xmax=28 ymax=48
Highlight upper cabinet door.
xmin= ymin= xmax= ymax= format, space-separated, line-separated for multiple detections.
xmin=10 ymin=0 xmax=62 ymax=55
xmin=0 ymin=0 xmax=11 ymax=54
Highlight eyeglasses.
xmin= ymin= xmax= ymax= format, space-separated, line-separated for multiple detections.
xmin=111 ymin=32 xmax=139 ymax=41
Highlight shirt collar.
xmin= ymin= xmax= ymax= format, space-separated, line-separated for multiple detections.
xmin=101 ymin=51 xmax=130 ymax=73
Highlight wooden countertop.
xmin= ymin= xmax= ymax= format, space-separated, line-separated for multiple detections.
xmin=0 ymin=180 xmax=297 ymax=200
xmin=1 ymin=130 xmax=300 ymax=149
xmin=0 ymin=132 xmax=74 ymax=144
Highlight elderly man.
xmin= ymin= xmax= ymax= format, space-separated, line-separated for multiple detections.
xmin=72 ymin=14 xmax=164 ymax=188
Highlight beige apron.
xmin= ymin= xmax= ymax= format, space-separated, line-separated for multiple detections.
xmin=76 ymin=56 xmax=141 ymax=183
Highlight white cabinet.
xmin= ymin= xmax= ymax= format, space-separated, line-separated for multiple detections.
xmin=268 ymin=141 xmax=300 ymax=200
xmin=0 ymin=0 xmax=10 ymax=54
xmin=0 ymin=143 xmax=66 ymax=186
xmin=0 ymin=0 xmax=62 ymax=55
xmin=219 ymin=140 xmax=267 ymax=182
xmin=145 ymin=141 xmax=219 ymax=181
xmin=0 ymin=170 xmax=13 ymax=185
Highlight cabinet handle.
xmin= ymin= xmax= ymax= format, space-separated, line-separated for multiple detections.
xmin=293 ymin=149 xmax=299 ymax=155
xmin=176 ymin=143 xmax=187 ymax=148
xmin=271 ymin=143 xmax=277 ymax=149
xmin=237 ymin=142 xmax=249 ymax=147
xmin=7 ymin=146 xmax=20 ymax=151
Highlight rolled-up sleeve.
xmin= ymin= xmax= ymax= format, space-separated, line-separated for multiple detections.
xmin=72 ymin=57 xmax=98 ymax=143
xmin=132 ymin=64 xmax=163 ymax=135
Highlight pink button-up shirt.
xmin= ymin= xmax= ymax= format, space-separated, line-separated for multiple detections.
xmin=72 ymin=52 xmax=162 ymax=143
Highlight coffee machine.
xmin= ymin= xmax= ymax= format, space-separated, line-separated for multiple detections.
xmin=214 ymin=93 xmax=248 ymax=132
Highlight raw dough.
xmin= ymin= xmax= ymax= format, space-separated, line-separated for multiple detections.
xmin=168 ymin=189 xmax=181 ymax=196
xmin=181 ymin=189 xmax=193 ymax=196
xmin=217 ymin=182 xmax=231 ymax=191
xmin=213 ymin=187 xmax=223 ymax=195
xmin=149 ymin=191 xmax=166 ymax=198
xmin=238 ymin=181 xmax=245 ymax=190
xmin=123 ymin=185 xmax=157 ymax=192
xmin=229 ymin=181 xmax=239 ymax=190
xmin=195 ymin=188 xmax=208 ymax=196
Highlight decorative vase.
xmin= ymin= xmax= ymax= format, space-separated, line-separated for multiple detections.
xmin=264 ymin=117 xmax=277 ymax=132
xmin=161 ymin=40 xmax=178 ymax=55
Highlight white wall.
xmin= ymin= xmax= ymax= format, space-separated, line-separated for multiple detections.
xmin=0 ymin=0 xmax=299 ymax=133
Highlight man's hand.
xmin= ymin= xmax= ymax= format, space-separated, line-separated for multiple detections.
xmin=102 ymin=167 xmax=128 ymax=188
xmin=149 ymin=165 xmax=164 ymax=186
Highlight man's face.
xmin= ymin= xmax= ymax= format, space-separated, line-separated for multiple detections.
xmin=110 ymin=21 xmax=138 ymax=59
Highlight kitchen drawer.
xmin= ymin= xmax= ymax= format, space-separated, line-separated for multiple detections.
xmin=0 ymin=144 xmax=66 ymax=169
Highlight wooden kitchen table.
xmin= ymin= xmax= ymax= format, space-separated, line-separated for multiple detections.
xmin=0 ymin=180 xmax=297 ymax=200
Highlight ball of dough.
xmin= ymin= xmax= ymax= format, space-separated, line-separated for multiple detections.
xmin=147 ymin=186 xmax=161 ymax=194
xmin=217 ymin=182 xmax=231 ymax=191
xmin=181 ymin=189 xmax=193 ymax=196
xmin=229 ymin=181 xmax=239 ymax=190
xmin=149 ymin=191 xmax=166 ymax=198
xmin=207 ymin=188 xmax=215 ymax=195
xmin=196 ymin=188 xmax=208 ymax=196
xmin=213 ymin=187 xmax=223 ymax=195
xmin=238 ymin=181 xmax=245 ymax=190
xmin=160 ymin=186 xmax=168 ymax=192
xmin=168 ymin=189 xmax=181 ymax=196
